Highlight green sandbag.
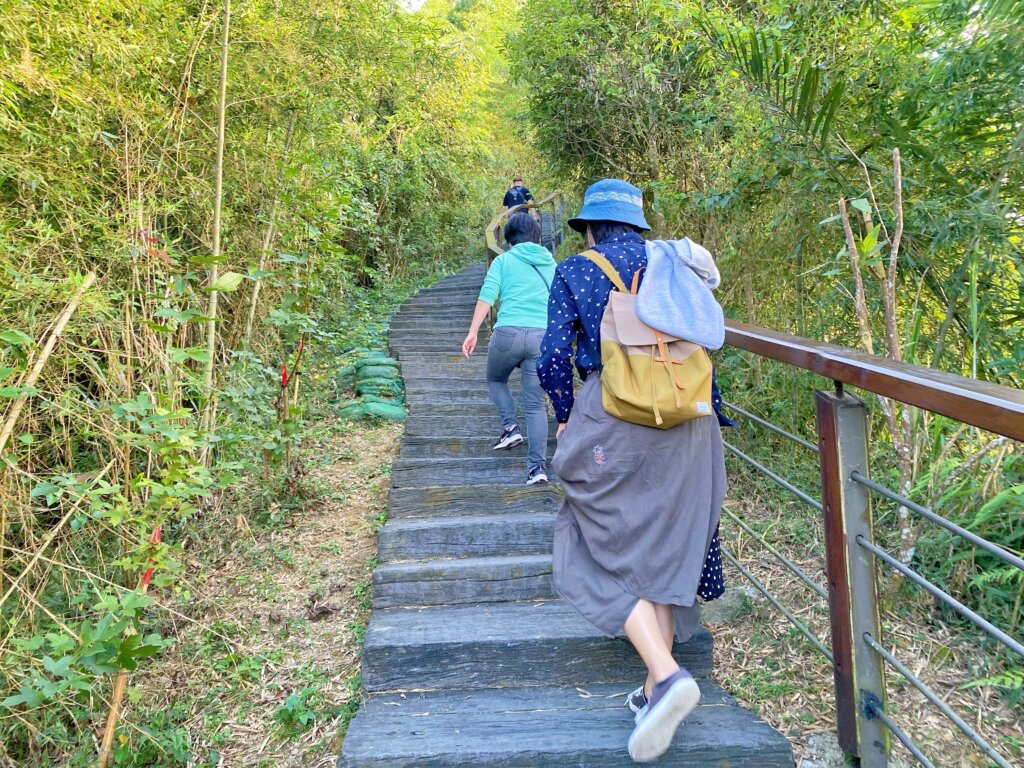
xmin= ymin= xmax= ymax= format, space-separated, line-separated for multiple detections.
xmin=363 ymin=401 xmax=406 ymax=422
xmin=336 ymin=365 xmax=357 ymax=391
xmin=357 ymin=385 xmax=402 ymax=398
xmin=358 ymin=365 xmax=401 ymax=381
xmin=356 ymin=376 xmax=403 ymax=391
xmin=338 ymin=404 xmax=366 ymax=421
xmin=361 ymin=394 xmax=404 ymax=405
xmin=355 ymin=355 xmax=398 ymax=370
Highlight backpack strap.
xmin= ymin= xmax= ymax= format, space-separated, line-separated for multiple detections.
xmin=582 ymin=249 xmax=628 ymax=294
xmin=530 ymin=264 xmax=551 ymax=291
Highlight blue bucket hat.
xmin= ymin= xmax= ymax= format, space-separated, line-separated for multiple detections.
xmin=568 ymin=178 xmax=650 ymax=233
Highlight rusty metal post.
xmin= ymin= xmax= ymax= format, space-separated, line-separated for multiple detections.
xmin=816 ymin=386 xmax=889 ymax=767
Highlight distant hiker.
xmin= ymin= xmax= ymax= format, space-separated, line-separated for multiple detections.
xmin=537 ymin=179 xmax=731 ymax=763
xmin=503 ymin=176 xmax=533 ymax=211
xmin=462 ymin=212 xmax=556 ymax=485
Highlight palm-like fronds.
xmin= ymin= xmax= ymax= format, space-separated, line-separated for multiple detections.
xmin=718 ymin=26 xmax=845 ymax=148
xmin=978 ymin=0 xmax=1024 ymax=19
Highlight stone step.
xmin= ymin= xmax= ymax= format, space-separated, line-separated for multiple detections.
xmin=403 ymin=375 xmax=515 ymax=391
xmin=387 ymin=483 xmax=564 ymax=519
xmin=391 ymin=456 xmax=560 ymax=488
xmin=393 ymin=301 xmax=477 ymax=313
xmin=373 ymin=554 xmax=554 ymax=608
xmin=396 ymin=359 xmax=488 ymax=374
xmin=360 ymin=601 xmax=713 ymax=692
xmin=340 ymin=682 xmax=794 ymax=767
xmin=402 ymin=397 xmax=497 ymax=410
xmin=404 ymin=414 xmax=560 ymax=437
xmin=378 ymin=513 xmax=556 ymax=561
xmin=391 ymin=346 xmax=472 ymax=358
xmin=389 ymin=319 xmax=482 ymax=330
xmin=398 ymin=435 xmax=558 ymax=458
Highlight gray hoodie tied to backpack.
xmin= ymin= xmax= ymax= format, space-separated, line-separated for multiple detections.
xmin=636 ymin=238 xmax=724 ymax=349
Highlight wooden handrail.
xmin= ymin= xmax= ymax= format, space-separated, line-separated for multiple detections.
xmin=486 ymin=191 xmax=563 ymax=262
xmin=725 ymin=320 xmax=1024 ymax=441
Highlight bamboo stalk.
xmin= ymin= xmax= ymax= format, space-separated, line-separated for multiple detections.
xmin=96 ymin=526 xmax=161 ymax=768
xmin=0 ymin=270 xmax=95 ymax=598
xmin=200 ymin=0 xmax=231 ymax=460
xmin=244 ymin=109 xmax=297 ymax=344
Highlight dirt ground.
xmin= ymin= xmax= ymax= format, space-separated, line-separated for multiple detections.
xmin=128 ymin=420 xmax=402 ymax=768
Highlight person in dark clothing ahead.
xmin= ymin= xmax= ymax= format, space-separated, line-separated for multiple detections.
xmin=503 ymin=176 xmax=533 ymax=210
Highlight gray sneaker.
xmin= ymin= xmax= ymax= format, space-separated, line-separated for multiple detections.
xmin=527 ymin=466 xmax=549 ymax=485
xmin=627 ymin=669 xmax=700 ymax=763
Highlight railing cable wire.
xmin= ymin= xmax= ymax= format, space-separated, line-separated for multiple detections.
xmin=723 ymin=441 xmax=823 ymax=512
xmin=721 ymin=547 xmax=833 ymax=662
xmin=721 ymin=508 xmax=828 ymax=599
xmin=851 ymin=471 xmax=1024 ymax=573
xmin=862 ymin=633 xmax=1015 ymax=768
xmin=857 ymin=535 xmax=1024 ymax=659
xmin=863 ymin=697 xmax=937 ymax=768
xmin=721 ymin=401 xmax=820 ymax=454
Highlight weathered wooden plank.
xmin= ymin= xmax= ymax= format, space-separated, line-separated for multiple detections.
xmin=340 ymin=682 xmax=793 ymax=767
xmin=372 ymin=554 xmax=554 ymax=608
xmin=360 ymin=601 xmax=713 ymax=690
xmin=390 ymin=456 xmax=561 ymax=488
xmin=387 ymin=483 xmax=564 ymax=519
xmin=378 ymin=513 xmax=555 ymax=560
xmin=404 ymin=415 xmax=560 ymax=437
xmin=398 ymin=435 xmax=558 ymax=459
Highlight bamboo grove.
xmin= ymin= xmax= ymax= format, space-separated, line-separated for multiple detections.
xmin=1 ymin=0 xmax=1023 ymax=763
xmin=0 ymin=0 xmax=519 ymax=762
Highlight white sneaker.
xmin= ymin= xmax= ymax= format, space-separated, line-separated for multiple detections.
xmin=493 ymin=426 xmax=524 ymax=450
xmin=526 ymin=466 xmax=548 ymax=485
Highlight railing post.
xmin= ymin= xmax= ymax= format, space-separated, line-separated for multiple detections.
xmin=816 ymin=386 xmax=889 ymax=767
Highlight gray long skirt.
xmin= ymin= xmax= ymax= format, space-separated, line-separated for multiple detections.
xmin=550 ymin=374 xmax=726 ymax=642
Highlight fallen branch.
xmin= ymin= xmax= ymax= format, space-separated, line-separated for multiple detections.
xmin=0 ymin=272 xmax=96 ymax=454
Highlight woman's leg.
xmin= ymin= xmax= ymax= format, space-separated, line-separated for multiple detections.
xmin=519 ymin=329 xmax=548 ymax=470
xmin=486 ymin=328 xmax=519 ymax=429
xmin=624 ymin=599 xmax=679 ymax=685
xmin=640 ymin=602 xmax=676 ymax=695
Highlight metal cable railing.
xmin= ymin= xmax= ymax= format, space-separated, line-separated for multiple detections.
xmin=863 ymin=696 xmax=938 ymax=768
xmin=862 ymin=633 xmax=1016 ymax=768
xmin=851 ymin=471 xmax=1024 ymax=573
xmin=713 ymin=334 xmax=1024 ymax=768
xmin=721 ymin=400 xmax=819 ymax=453
xmin=720 ymin=547 xmax=833 ymax=662
xmin=722 ymin=441 xmax=823 ymax=512
xmin=721 ymin=507 xmax=827 ymax=600
xmin=856 ymin=535 xmax=1024 ymax=659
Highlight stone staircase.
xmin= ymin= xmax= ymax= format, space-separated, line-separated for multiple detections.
xmin=339 ymin=263 xmax=793 ymax=767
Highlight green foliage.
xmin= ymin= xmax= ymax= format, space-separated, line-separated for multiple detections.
xmin=0 ymin=0 xmax=523 ymax=762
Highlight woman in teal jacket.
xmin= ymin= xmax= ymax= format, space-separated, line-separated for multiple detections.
xmin=462 ymin=213 xmax=556 ymax=484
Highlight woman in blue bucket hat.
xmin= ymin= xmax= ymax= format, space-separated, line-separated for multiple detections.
xmin=538 ymin=179 xmax=729 ymax=762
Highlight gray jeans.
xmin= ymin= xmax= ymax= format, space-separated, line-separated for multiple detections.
xmin=486 ymin=326 xmax=548 ymax=471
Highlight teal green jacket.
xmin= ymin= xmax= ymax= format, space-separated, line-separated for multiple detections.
xmin=479 ymin=242 xmax=556 ymax=328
